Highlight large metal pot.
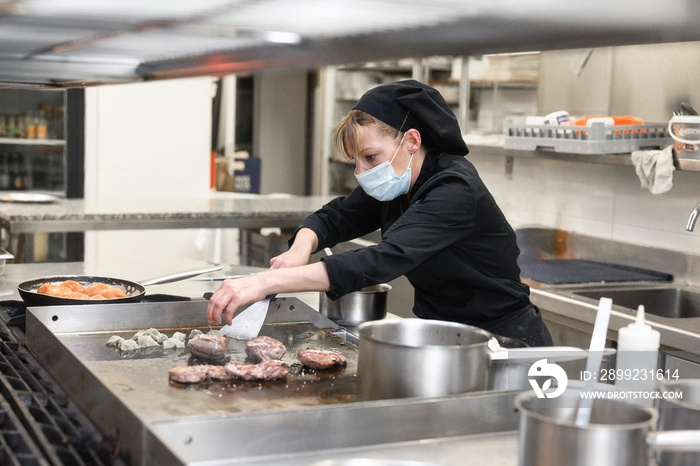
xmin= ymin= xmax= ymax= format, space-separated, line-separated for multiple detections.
xmin=319 ymin=284 xmax=391 ymax=326
xmin=515 ymin=389 xmax=700 ymax=466
xmin=657 ymin=379 xmax=700 ymax=466
xmin=357 ymin=319 xmax=493 ymax=401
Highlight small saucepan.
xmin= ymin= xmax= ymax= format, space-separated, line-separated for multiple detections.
xmin=319 ymin=247 xmax=391 ymax=326
xmin=17 ymin=264 xmax=222 ymax=306
xmin=656 ymin=379 xmax=700 ymax=466
xmin=319 ymin=284 xmax=391 ymax=326
xmin=515 ymin=389 xmax=700 ymax=466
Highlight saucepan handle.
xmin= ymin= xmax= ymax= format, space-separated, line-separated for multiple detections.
xmin=648 ymin=430 xmax=700 ymax=452
xmin=488 ymin=345 xmax=588 ymax=361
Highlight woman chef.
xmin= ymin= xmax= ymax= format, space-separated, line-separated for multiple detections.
xmin=207 ymin=79 xmax=553 ymax=347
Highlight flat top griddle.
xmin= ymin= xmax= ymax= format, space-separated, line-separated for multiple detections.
xmin=66 ymin=322 xmax=358 ymax=418
xmin=25 ymin=298 xmax=522 ymax=466
xmin=26 ymin=298 xmax=359 ymax=425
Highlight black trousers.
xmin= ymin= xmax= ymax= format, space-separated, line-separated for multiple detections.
xmin=486 ymin=304 xmax=554 ymax=347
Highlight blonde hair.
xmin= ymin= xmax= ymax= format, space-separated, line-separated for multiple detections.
xmin=333 ymin=110 xmax=401 ymax=161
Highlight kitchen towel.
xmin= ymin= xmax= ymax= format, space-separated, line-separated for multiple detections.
xmin=631 ymin=145 xmax=675 ymax=194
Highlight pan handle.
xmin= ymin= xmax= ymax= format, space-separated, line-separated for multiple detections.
xmin=139 ymin=264 xmax=223 ymax=286
xmin=648 ymin=430 xmax=700 ymax=452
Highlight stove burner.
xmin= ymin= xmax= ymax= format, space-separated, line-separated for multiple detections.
xmin=0 ymin=312 xmax=129 ymax=465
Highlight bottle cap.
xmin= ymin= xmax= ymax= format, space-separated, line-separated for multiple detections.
xmin=617 ymin=305 xmax=660 ymax=350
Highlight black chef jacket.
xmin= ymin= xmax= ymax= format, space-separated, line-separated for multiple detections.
xmin=292 ymin=153 xmax=532 ymax=329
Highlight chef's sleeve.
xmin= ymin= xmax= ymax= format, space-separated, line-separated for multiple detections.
xmin=323 ymin=175 xmax=476 ymax=299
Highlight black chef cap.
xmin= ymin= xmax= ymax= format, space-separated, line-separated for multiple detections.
xmin=352 ymin=79 xmax=469 ymax=155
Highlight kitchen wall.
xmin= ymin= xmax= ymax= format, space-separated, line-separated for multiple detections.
xmin=82 ymin=77 xmax=222 ymax=266
xmin=471 ymin=153 xmax=700 ymax=274
xmin=482 ymin=41 xmax=700 ymax=267
xmin=81 ymin=72 xmax=310 ymax=268
xmin=254 ymin=71 xmax=309 ymax=195
xmin=538 ymin=41 xmax=700 ymax=121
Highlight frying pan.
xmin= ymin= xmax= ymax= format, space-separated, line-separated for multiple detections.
xmin=17 ymin=263 xmax=222 ymax=306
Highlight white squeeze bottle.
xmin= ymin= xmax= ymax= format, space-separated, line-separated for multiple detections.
xmin=615 ymin=305 xmax=661 ymax=407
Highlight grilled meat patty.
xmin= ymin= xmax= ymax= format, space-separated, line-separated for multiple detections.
xmin=245 ymin=336 xmax=286 ymax=362
xmin=224 ymin=359 xmax=289 ymax=381
xmin=296 ymin=348 xmax=347 ymax=370
xmin=187 ymin=334 xmax=230 ymax=362
xmin=168 ymin=364 xmax=233 ymax=384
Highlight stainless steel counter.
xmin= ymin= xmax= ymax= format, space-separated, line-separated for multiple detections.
xmin=515 ymin=228 xmax=700 ymax=358
xmin=0 ymin=194 xmax=332 ymax=234
xmin=0 ymin=193 xmax=333 ymax=262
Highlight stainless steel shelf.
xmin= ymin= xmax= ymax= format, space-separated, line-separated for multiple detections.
xmin=0 ymin=138 xmax=65 ymax=146
xmin=473 ymin=144 xmax=700 ymax=173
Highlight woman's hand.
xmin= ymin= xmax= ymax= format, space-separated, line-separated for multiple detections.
xmin=206 ymin=261 xmax=331 ymax=326
xmin=206 ymin=274 xmax=270 ymax=326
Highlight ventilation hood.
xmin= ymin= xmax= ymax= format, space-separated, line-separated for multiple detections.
xmin=1 ymin=0 xmax=699 ymax=88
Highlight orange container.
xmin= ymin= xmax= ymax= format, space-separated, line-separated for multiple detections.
xmin=572 ymin=115 xmax=646 ymax=135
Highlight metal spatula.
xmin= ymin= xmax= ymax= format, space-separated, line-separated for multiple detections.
xmin=220 ymin=294 xmax=275 ymax=340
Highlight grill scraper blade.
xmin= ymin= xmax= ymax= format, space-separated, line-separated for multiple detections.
xmin=220 ymin=295 xmax=274 ymax=340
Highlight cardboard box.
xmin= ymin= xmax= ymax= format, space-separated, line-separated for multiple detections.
xmin=233 ymin=157 xmax=261 ymax=193
xmin=215 ymin=155 xmax=261 ymax=193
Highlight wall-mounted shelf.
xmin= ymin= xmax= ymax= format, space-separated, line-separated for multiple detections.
xmin=469 ymin=80 xmax=538 ymax=90
xmin=0 ymin=138 xmax=65 ymax=146
xmin=472 ymin=144 xmax=700 ymax=172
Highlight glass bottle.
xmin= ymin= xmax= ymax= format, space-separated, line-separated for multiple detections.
xmin=16 ymin=114 xmax=25 ymax=139
xmin=9 ymin=152 xmax=27 ymax=190
xmin=36 ymin=110 xmax=48 ymax=139
xmin=6 ymin=116 xmax=17 ymax=138
xmin=25 ymin=111 xmax=37 ymax=139
xmin=0 ymin=152 xmax=8 ymax=190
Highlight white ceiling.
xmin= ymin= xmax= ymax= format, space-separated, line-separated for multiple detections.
xmin=1 ymin=0 xmax=699 ymax=87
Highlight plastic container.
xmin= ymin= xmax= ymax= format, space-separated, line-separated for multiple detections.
xmin=542 ymin=110 xmax=571 ymax=126
xmin=615 ymin=305 xmax=660 ymax=407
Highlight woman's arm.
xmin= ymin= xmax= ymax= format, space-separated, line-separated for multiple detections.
xmin=206 ymin=261 xmax=330 ymax=325
xmin=269 ymin=227 xmax=318 ymax=269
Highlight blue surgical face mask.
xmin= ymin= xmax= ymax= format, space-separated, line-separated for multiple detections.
xmin=355 ymin=134 xmax=414 ymax=201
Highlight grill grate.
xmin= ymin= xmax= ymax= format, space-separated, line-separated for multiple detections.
xmin=0 ymin=310 xmax=125 ymax=466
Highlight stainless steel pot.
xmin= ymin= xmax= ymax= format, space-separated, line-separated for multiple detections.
xmin=357 ymin=319 xmax=602 ymax=401
xmin=319 ymin=284 xmax=391 ymax=326
xmin=357 ymin=319 xmax=493 ymax=401
xmin=515 ymin=389 xmax=700 ymax=466
xmin=657 ymin=379 xmax=700 ymax=466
